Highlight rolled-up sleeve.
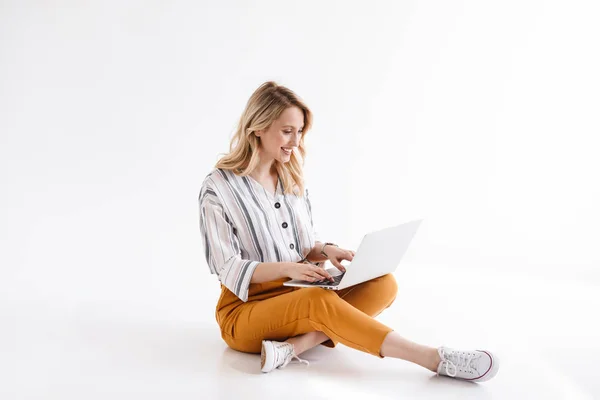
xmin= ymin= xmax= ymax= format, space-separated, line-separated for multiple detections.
xmin=199 ymin=184 xmax=260 ymax=302
xmin=304 ymin=188 xmax=321 ymax=243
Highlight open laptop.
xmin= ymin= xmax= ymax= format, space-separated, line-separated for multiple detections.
xmin=283 ymin=218 xmax=423 ymax=290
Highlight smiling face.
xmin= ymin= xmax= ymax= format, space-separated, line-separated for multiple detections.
xmin=255 ymin=106 xmax=304 ymax=165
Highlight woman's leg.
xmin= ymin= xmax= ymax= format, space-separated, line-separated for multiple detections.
xmin=287 ymin=273 xmax=398 ymax=354
xmin=222 ymin=286 xmax=391 ymax=357
xmin=320 ymin=273 xmax=400 ymax=347
xmin=380 ymin=332 xmax=441 ymax=372
xmin=286 ymin=331 xmax=329 ymax=354
xmin=283 ymin=274 xmax=440 ymax=371
xmin=222 ymin=275 xmax=439 ymax=371
xmin=285 ymin=331 xmax=439 ymax=372
xmin=227 ymin=274 xmax=399 ymax=355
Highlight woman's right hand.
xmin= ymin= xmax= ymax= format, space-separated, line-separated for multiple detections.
xmin=284 ymin=262 xmax=334 ymax=282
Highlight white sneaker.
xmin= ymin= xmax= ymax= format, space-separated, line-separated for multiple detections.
xmin=436 ymin=346 xmax=499 ymax=382
xmin=260 ymin=340 xmax=309 ymax=373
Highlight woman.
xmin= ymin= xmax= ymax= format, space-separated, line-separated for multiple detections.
xmin=198 ymin=81 xmax=499 ymax=382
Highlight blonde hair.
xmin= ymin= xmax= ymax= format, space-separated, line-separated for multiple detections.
xmin=215 ymin=81 xmax=313 ymax=197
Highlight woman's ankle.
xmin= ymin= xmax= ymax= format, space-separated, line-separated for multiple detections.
xmin=286 ymin=331 xmax=329 ymax=356
xmin=428 ymin=348 xmax=442 ymax=372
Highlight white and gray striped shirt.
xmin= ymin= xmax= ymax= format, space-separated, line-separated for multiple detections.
xmin=198 ymin=168 xmax=320 ymax=302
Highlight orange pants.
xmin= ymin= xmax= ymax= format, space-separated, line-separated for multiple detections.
xmin=215 ymin=274 xmax=398 ymax=358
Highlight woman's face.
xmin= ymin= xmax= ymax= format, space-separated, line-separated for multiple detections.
xmin=256 ymin=106 xmax=304 ymax=164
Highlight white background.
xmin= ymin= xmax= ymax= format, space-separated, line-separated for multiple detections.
xmin=2 ymin=1 xmax=599 ymax=398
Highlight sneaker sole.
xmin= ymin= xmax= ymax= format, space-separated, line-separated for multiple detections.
xmin=260 ymin=340 xmax=276 ymax=373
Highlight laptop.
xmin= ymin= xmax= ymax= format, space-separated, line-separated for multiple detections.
xmin=283 ymin=218 xmax=423 ymax=290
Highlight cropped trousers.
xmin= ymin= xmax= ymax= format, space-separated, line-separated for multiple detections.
xmin=215 ymin=274 xmax=398 ymax=358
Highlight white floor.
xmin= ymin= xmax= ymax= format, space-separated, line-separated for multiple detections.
xmin=2 ymin=264 xmax=599 ymax=399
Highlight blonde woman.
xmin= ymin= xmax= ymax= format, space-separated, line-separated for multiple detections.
xmin=198 ymin=81 xmax=499 ymax=381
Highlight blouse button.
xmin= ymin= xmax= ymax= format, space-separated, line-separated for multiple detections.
xmin=289 ymin=243 xmax=295 ymax=250
xmin=274 ymin=202 xmax=281 ymax=209
xmin=282 ymin=222 xmax=288 ymax=228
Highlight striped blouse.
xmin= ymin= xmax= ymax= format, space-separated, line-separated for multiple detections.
xmin=198 ymin=168 xmax=320 ymax=302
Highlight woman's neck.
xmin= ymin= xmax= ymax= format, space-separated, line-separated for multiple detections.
xmin=250 ymin=162 xmax=277 ymax=181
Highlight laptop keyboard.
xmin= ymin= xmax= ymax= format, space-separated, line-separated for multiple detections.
xmin=308 ymin=272 xmax=345 ymax=286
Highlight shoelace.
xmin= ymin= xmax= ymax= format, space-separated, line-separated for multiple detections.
xmin=275 ymin=343 xmax=310 ymax=369
xmin=439 ymin=348 xmax=477 ymax=377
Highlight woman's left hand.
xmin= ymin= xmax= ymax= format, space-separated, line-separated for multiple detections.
xmin=324 ymin=246 xmax=355 ymax=272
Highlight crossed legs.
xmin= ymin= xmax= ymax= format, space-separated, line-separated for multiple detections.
xmin=222 ymin=274 xmax=441 ymax=372
xmin=285 ymin=274 xmax=441 ymax=372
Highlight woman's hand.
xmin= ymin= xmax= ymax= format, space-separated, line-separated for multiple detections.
xmin=323 ymin=245 xmax=355 ymax=272
xmin=285 ymin=262 xmax=335 ymax=282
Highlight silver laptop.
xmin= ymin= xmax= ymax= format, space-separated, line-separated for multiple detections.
xmin=283 ymin=219 xmax=423 ymax=290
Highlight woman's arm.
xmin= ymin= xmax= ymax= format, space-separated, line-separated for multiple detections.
xmin=250 ymin=260 xmax=334 ymax=283
xmin=250 ymin=262 xmax=293 ymax=283
xmin=305 ymin=241 xmax=331 ymax=263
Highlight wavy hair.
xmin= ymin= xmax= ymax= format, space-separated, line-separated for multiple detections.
xmin=214 ymin=81 xmax=313 ymax=197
